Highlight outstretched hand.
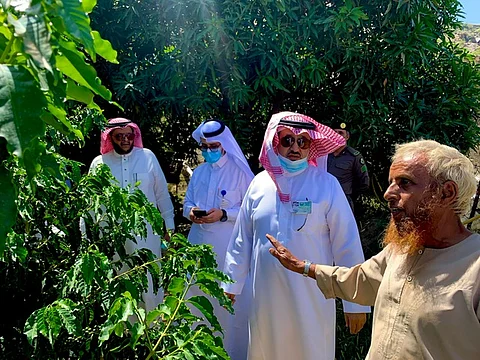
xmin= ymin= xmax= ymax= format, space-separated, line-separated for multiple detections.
xmin=269 ymin=234 xmax=367 ymax=335
xmin=267 ymin=234 xmax=304 ymax=275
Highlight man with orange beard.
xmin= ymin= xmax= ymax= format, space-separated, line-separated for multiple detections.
xmin=267 ymin=139 xmax=480 ymax=360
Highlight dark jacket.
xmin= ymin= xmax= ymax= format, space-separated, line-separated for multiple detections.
xmin=327 ymin=146 xmax=369 ymax=198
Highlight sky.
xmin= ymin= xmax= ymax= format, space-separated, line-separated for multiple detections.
xmin=459 ymin=0 xmax=480 ymax=24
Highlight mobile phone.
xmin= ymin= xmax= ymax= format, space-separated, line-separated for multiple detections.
xmin=193 ymin=209 xmax=208 ymax=217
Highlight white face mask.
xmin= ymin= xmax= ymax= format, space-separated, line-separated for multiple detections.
xmin=278 ymin=154 xmax=308 ymax=173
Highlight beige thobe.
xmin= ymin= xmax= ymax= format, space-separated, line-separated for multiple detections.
xmin=315 ymin=234 xmax=480 ymax=360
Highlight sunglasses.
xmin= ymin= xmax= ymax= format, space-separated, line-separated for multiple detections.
xmin=113 ymin=133 xmax=135 ymax=141
xmin=279 ymin=135 xmax=311 ymax=150
xmin=199 ymin=143 xmax=221 ymax=151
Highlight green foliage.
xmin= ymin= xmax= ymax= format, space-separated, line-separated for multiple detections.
xmin=0 ymin=0 xmax=118 ymax=250
xmin=1 ymin=156 xmax=232 ymax=359
xmin=0 ymin=0 xmax=234 ymax=359
xmin=0 ymin=167 xmax=17 ymax=255
xmin=92 ymin=0 xmax=480 ymax=196
xmin=24 ymin=299 xmax=81 ymax=346
xmin=0 ymin=1 xmax=235 ymax=358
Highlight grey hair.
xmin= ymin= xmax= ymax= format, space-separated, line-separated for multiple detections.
xmin=392 ymin=139 xmax=477 ymax=215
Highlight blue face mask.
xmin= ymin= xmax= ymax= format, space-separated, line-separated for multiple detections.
xmin=202 ymin=149 xmax=222 ymax=164
xmin=278 ymin=155 xmax=308 ymax=173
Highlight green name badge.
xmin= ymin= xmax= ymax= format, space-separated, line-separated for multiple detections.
xmin=291 ymin=200 xmax=312 ymax=214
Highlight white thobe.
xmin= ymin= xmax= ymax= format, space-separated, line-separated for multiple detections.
xmin=183 ymin=153 xmax=253 ymax=360
xmin=222 ymin=167 xmax=370 ymax=360
xmin=90 ymin=147 xmax=175 ymax=310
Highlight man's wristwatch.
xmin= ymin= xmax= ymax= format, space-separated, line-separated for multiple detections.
xmin=303 ymin=260 xmax=311 ymax=277
xmin=220 ymin=209 xmax=228 ymax=222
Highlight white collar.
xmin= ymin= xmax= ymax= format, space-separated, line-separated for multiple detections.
xmin=112 ymin=147 xmax=137 ymax=158
xmin=211 ymin=152 xmax=228 ymax=168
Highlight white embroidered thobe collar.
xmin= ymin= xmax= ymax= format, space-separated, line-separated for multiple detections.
xmin=211 ymin=152 xmax=228 ymax=169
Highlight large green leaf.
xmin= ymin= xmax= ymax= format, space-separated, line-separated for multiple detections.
xmin=108 ymin=291 xmax=134 ymax=321
xmin=44 ymin=102 xmax=85 ymax=141
xmin=92 ymin=31 xmax=118 ymax=64
xmin=81 ymin=252 xmax=95 ymax=286
xmin=81 ymin=0 xmax=97 ymax=14
xmin=167 ymin=277 xmax=186 ymax=296
xmin=187 ymin=295 xmax=221 ymax=332
xmin=22 ymin=138 xmax=45 ymax=176
xmin=24 ymin=16 xmax=53 ymax=72
xmin=66 ymin=78 xmax=94 ymax=105
xmin=196 ymin=268 xmax=232 ymax=283
xmin=41 ymin=109 xmax=70 ymax=134
xmin=129 ymin=321 xmax=145 ymax=349
xmin=23 ymin=300 xmax=79 ymax=346
xmin=55 ymin=299 xmax=81 ymax=337
xmin=0 ymin=65 xmax=46 ymax=158
xmin=0 ymin=166 xmax=17 ymax=256
xmin=45 ymin=306 xmax=62 ymax=345
xmin=3 ymin=232 xmax=28 ymax=262
xmin=56 ymin=0 xmax=95 ymax=58
xmin=99 ymin=292 xmax=135 ymax=343
xmin=24 ymin=309 xmax=40 ymax=344
xmin=39 ymin=152 xmax=62 ymax=179
xmin=24 ymin=307 xmax=56 ymax=345
xmin=56 ymin=42 xmax=112 ymax=100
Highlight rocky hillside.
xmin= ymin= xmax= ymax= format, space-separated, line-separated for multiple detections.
xmin=455 ymin=23 xmax=480 ymax=62
xmin=456 ymin=24 xmax=480 ymax=227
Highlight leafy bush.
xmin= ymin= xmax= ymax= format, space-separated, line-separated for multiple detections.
xmin=1 ymin=157 xmax=233 ymax=359
xmin=0 ymin=0 xmax=118 ymax=251
xmin=91 ymin=0 xmax=480 ymax=194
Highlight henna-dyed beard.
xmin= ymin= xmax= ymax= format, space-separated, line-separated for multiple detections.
xmin=383 ymin=201 xmax=436 ymax=255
